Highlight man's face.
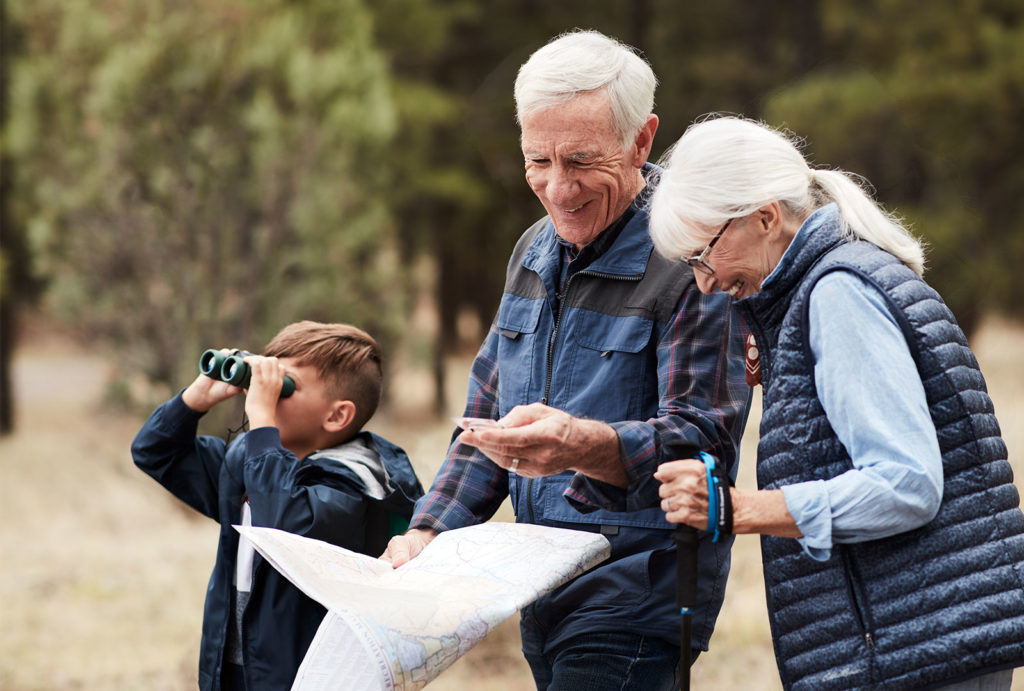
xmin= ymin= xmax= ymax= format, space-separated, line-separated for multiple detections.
xmin=521 ymin=90 xmax=646 ymax=250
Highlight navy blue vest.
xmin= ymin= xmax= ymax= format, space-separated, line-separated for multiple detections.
xmin=735 ymin=207 xmax=1024 ymax=689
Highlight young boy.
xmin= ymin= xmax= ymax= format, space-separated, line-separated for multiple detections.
xmin=131 ymin=321 xmax=423 ymax=690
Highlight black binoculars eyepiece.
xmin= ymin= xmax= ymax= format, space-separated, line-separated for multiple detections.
xmin=199 ymin=349 xmax=295 ymax=398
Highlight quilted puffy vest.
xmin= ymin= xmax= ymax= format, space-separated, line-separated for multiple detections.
xmin=735 ymin=205 xmax=1024 ymax=690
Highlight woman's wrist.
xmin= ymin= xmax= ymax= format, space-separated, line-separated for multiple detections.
xmin=731 ymin=488 xmax=803 ymax=538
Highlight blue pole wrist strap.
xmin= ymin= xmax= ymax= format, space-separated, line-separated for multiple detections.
xmin=698 ymin=451 xmax=732 ymax=542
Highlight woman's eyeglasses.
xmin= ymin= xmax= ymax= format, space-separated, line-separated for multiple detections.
xmin=685 ymin=218 xmax=733 ymax=276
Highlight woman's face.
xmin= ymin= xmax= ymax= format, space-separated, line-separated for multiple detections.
xmin=690 ymin=211 xmax=788 ymax=299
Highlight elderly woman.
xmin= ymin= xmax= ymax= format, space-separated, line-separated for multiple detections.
xmin=648 ymin=115 xmax=1024 ymax=690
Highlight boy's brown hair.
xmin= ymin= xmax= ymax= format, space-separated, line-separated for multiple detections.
xmin=264 ymin=321 xmax=383 ymax=434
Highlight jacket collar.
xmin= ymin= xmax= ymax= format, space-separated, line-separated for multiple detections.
xmin=737 ymin=203 xmax=847 ymax=332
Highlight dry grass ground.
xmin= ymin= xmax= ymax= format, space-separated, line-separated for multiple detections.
xmin=1 ymin=316 xmax=1022 ymax=690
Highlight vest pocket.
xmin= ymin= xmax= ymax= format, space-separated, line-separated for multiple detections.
xmin=569 ymin=312 xmax=653 ymax=421
xmin=839 ymin=547 xmax=877 ymax=653
xmin=495 ymin=294 xmax=544 ymax=413
xmin=574 ymin=311 xmax=653 ymax=353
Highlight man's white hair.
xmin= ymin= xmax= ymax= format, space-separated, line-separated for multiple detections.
xmin=514 ymin=29 xmax=657 ymax=149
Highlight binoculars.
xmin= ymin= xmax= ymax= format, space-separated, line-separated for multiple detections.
xmin=199 ymin=349 xmax=295 ymax=398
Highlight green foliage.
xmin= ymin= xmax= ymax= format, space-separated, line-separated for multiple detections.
xmin=5 ymin=0 xmax=1022 ymax=426
xmin=7 ymin=0 xmax=402 ymax=391
xmin=765 ymin=0 xmax=1024 ymax=334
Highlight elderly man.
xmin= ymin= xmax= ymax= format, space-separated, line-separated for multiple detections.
xmin=383 ymin=30 xmax=750 ymax=690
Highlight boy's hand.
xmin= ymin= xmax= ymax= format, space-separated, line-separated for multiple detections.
xmin=243 ymin=355 xmax=283 ymax=429
xmin=182 ymin=357 xmax=242 ymax=413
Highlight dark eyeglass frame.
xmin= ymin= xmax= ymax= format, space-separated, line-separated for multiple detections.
xmin=685 ymin=218 xmax=734 ymax=276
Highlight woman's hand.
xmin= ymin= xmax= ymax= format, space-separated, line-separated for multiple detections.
xmin=655 ymin=459 xmax=711 ymax=530
xmin=656 ymin=459 xmax=803 ymax=537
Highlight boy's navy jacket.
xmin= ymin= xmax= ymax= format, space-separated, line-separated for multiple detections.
xmin=131 ymin=392 xmax=424 ymax=691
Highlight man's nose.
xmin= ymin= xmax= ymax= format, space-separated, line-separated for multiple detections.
xmin=545 ymin=166 xmax=579 ymax=204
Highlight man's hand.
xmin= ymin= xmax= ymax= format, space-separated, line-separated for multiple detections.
xmin=243 ymin=355 xmax=284 ymax=429
xmin=458 ymin=403 xmax=627 ymax=487
xmin=379 ymin=528 xmax=438 ymax=568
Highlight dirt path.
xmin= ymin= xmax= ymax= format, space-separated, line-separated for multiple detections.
xmin=0 ymin=330 xmax=218 ymax=689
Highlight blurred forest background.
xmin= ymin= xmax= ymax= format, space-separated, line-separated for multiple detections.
xmin=2 ymin=0 xmax=1024 ymax=689
xmin=4 ymin=0 xmax=1024 ymax=429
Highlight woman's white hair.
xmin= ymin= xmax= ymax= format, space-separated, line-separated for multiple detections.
xmin=648 ymin=115 xmax=925 ymax=276
xmin=514 ymin=29 xmax=657 ymax=149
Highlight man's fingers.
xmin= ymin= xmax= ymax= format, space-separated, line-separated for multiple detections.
xmin=498 ymin=402 xmax=549 ymax=427
xmin=380 ymin=529 xmax=436 ymax=569
xmin=380 ymin=536 xmax=412 ymax=567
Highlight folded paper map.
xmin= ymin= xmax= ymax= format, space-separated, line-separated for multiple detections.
xmin=235 ymin=521 xmax=611 ymax=690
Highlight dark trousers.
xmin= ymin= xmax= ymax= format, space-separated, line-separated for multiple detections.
xmin=521 ymin=624 xmax=682 ymax=691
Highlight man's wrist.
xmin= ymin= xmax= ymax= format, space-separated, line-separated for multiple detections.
xmin=569 ymin=419 xmax=627 ymax=487
xmin=408 ymin=527 xmax=438 ymax=539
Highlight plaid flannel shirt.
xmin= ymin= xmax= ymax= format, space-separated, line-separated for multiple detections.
xmin=411 ymin=275 xmax=750 ymax=532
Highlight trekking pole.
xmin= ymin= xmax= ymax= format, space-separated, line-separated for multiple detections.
xmin=671 ymin=451 xmax=731 ymax=691
xmin=673 ymin=525 xmax=699 ymax=691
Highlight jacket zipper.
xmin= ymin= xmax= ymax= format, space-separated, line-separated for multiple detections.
xmin=527 ymin=268 xmax=643 ymax=525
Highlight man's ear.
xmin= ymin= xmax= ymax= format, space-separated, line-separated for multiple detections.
xmin=324 ymin=400 xmax=356 ymax=434
xmin=632 ymin=113 xmax=659 ymax=168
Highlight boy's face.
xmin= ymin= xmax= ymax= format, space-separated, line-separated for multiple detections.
xmin=273 ymin=357 xmax=339 ymax=455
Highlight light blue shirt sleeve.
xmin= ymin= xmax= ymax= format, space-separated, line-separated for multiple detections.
xmin=780 ymin=271 xmax=944 ymax=561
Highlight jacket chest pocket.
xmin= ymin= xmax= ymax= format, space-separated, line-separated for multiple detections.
xmin=495 ymin=294 xmax=545 ymax=413
xmin=563 ymin=311 xmax=654 ymax=421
